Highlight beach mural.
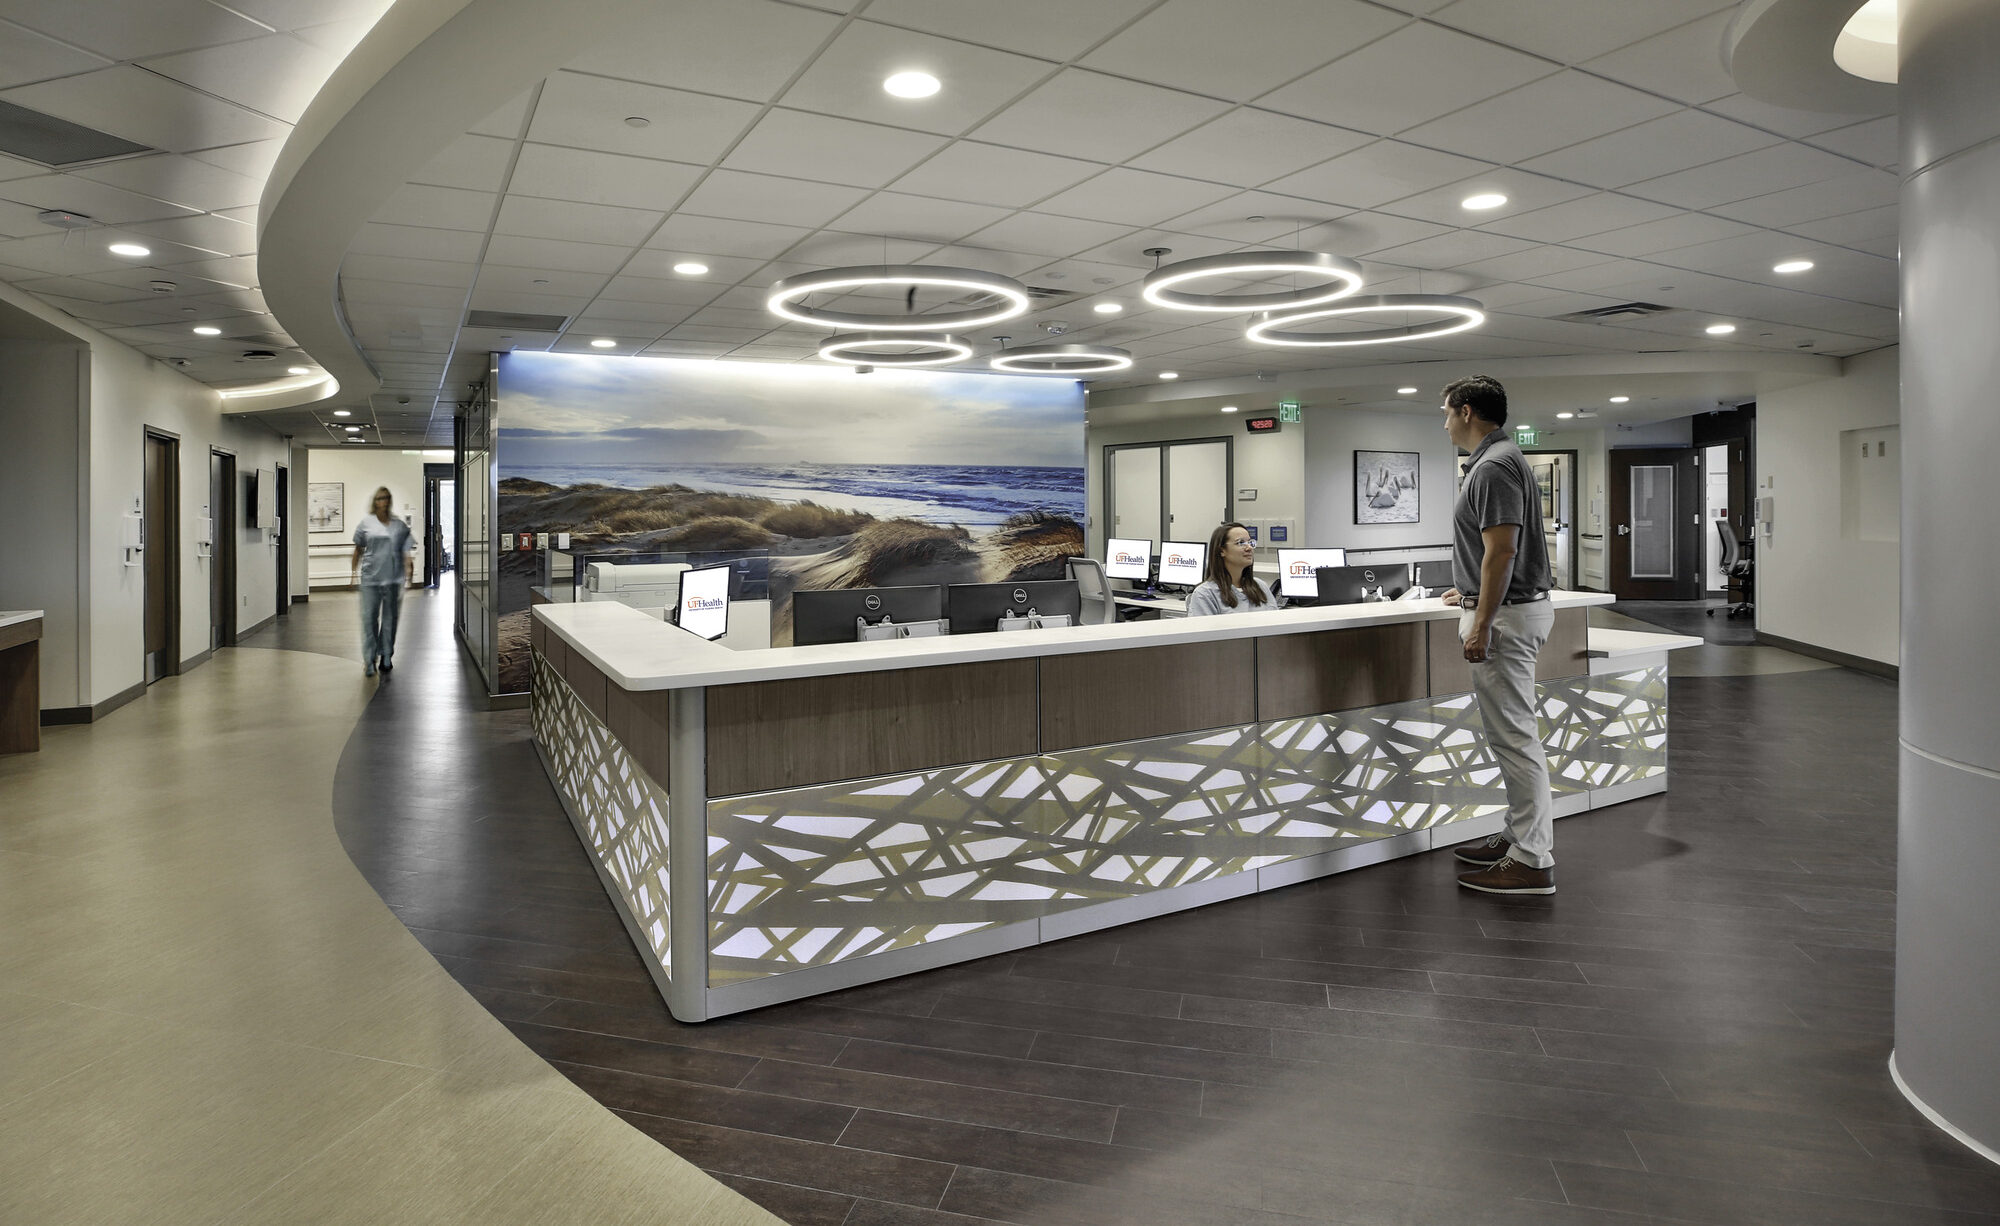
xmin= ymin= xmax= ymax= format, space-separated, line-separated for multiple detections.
xmin=493 ymin=351 xmax=1086 ymax=690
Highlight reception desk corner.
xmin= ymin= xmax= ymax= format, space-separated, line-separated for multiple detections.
xmin=531 ymin=594 xmax=1693 ymax=1022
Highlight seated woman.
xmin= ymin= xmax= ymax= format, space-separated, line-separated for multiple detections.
xmin=1186 ymin=522 xmax=1285 ymax=617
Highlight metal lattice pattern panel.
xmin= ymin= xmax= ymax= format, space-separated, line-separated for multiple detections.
xmin=532 ymin=651 xmax=674 ymax=979
xmin=707 ymin=667 xmax=1667 ymax=984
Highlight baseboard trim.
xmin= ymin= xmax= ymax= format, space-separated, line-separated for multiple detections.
xmin=41 ymin=706 xmax=89 ymax=725
xmin=180 ymin=647 xmax=213 ymax=672
xmin=238 ymin=613 xmax=275 ymax=639
xmin=1754 ymin=630 xmax=1898 ymax=680
xmin=44 ymin=679 xmax=147 ymax=725
xmin=292 ymin=593 xmax=310 ymax=604
xmin=1889 ymin=1051 xmax=2000 ymax=1168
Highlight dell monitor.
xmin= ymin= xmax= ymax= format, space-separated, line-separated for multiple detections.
xmin=1313 ymin=564 xmax=1413 ymax=606
xmin=671 ymin=562 xmax=731 ymax=641
xmin=1410 ymin=559 xmax=1456 ymax=595
xmin=1104 ymin=538 xmax=1154 ymax=583
xmin=1276 ymin=548 xmax=1348 ymax=602
xmin=945 ymin=579 xmax=1082 ymax=635
xmin=792 ymin=585 xmax=945 ymax=647
xmin=1155 ymin=541 xmax=1207 ymax=589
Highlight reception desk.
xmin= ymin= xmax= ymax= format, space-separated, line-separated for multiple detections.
xmin=0 ymin=611 xmax=43 ymax=755
xmin=531 ymin=592 xmax=1688 ymax=1022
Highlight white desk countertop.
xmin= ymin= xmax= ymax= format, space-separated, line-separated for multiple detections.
xmin=0 ymin=610 xmax=45 ymax=631
xmin=1585 ymin=627 xmax=1705 ymax=657
xmin=538 ymin=591 xmax=1616 ymax=692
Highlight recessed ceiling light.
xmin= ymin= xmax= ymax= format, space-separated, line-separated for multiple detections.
xmin=1093 ymin=302 xmax=1122 ymax=315
xmin=1460 ymin=193 xmax=1508 ymax=211
xmin=672 ymin=261 xmax=708 ymax=276
xmin=193 ymin=326 xmax=221 ymax=336
xmin=590 ymin=338 xmax=617 ymax=348
xmin=1159 ymin=371 xmax=1179 ymax=380
xmin=1557 ymin=412 xmax=1575 ymax=419
xmin=623 ymin=116 xmax=650 ymax=128
xmin=1609 ymin=395 xmax=1630 ymax=403
xmin=108 ymin=242 xmax=149 ymax=257
xmin=345 ymin=437 xmax=364 ymax=443
xmin=1773 ymin=259 xmax=1815 ymax=274
xmin=1220 ymin=405 xmax=1239 ymax=413
xmin=333 ymin=409 xmax=351 ymax=417
xmin=344 ymin=426 xmax=360 ymax=432
xmin=1705 ymin=323 xmax=1737 ymax=335
xmin=287 ymin=366 xmax=311 ymax=375
xmin=1397 ymin=386 xmax=1417 ymax=395
xmin=883 ymin=71 xmax=941 ymax=99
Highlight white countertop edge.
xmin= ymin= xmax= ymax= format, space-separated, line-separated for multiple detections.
xmin=1585 ymin=627 xmax=1705 ymax=657
xmin=538 ymin=591 xmax=1616 ymax=691
xmin=0 ymin=610 xmax=46 ymax=630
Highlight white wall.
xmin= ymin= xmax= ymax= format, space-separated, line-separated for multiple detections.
xmin=1302 ymin=407 xmax=1458 ymax=551
xmin=1085 ymin=416 xmax=1304 ymax=563
xmin=298 ymin=447 xmax=427 ymax=588
xmin=0 ymin=338 xmax=87 ymax=707
xmin=1756 ymin=345 xmax=1900 ymax=665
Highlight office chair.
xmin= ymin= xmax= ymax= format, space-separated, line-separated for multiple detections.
xmin=1066 ymin=556 xmax=1119 ymax=625
xmin=1709 ymin=520 xmax=1754 ymax=619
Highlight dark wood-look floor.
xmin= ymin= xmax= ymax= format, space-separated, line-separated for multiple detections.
xmin=251 ymin=588 xmax=2000 ymax=1226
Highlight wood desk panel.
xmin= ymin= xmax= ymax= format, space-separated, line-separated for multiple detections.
xmin=605 ymin=685 xmax=672 ymax=790
xmin=1429 ymin=605 xmax=1589 ymax=697
xmin=1257 ymin=623 xmax=1426 ymax=722
xmin=0 ymin=617 xmax=40 ymax=755
xmin=707 ymin=659 xmax=1038 ymax=796
xmin=1041 ymin=640 xmax=1255 ymax=752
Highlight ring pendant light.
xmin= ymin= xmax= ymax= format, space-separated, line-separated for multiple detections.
xmin=1246 ymin=293 xmax=1486 ymax=347
xmin=768 ymin=265 xmax=1030 ymax=331
xmin=1143 ymin=250 xmax=1364 ymax=313
xmin=989 ymin=342 xmax=1133 ymax=374
xmin=818 ymin=332 xmax=973 ymax=367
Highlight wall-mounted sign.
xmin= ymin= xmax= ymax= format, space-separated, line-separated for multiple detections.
xmin=1245 ymin=415 xmax=1281 ymax=433
xmin=1277 ymin=399 xmax=1302 ymax=423
xmin=1514 ymin=425 xmax=1539 ymax=447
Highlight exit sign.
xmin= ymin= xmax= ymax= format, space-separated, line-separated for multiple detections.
xmin=1277 ymin=399 xmax=1302 ymax=423
xmin=1514 ymin=425 xmax=1539 ymax=446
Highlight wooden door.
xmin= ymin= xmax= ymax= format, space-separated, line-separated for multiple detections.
xmin=143 ymin=432 xmax=179 ymax=682
xmin=1608 ymin=448 xmax=1702 ymax=600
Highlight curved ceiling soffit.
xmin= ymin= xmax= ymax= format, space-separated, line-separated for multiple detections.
xmin=1723 ymin=0 xmax=1897 ymax=114
xmin=255 ymin=0 xmax=656 ymax=415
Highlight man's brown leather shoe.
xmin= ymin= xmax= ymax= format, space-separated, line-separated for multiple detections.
xmin=1451 ymin=835 xmax=1510 ymax=866
xmin=1457 ymin=856 xmax=1555 ymax=895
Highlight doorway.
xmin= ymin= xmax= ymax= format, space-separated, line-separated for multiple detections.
xmin=143 ymin=430 xmax=180 ymax=683
xmin=275 ymin=463 xmax=290 ymax=615
xmin=1104 ymin=438 xmax=1233 ymax=553
xmin=1522 ymin=449 xmax=1578 ymax=589
xmin=210 ymin=449 xmax=237 ymax=650
xmin=1607 ymin=448 xmax=1702 ymax=600
xmin=423 ymin=462 xmax=456 ymax=587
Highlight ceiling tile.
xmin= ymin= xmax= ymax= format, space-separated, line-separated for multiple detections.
xmin=1788 ymin=205 xmax=1897 ymax=248
xmin=341 ymin=279 xmax=469 ymax=310
xmin=1706 ymin=170 xmax=1899 ymax=229
xmin=1256 ymin=22 xmax=1553 ymax=137
xmin=595 ymin=284 xmax=723 ymax=315
xmin=0 ymin=0 xmax=269 ymax=61
xmin=1128 ymin=108 xmax=1373 ymax=188
xmin=780 ymin=20 xmax=1058 ymax=137
xmin=0 ymin=173 xmax=202 ymax=227
xmin=1626 ymin=142 xmax=1861 ymax=209
xmin=1264 ymin=140 xmax=1488 ymax=210
xmin=69 ymin=153 xmax=262 ymax=214
xmin=1806 ymin=116 xmax=1898 ymax=168
xmin=410 ymin=134 xmax=518 ymax=193
xmin=1476 ymin=191 xmax=1681 ymax=242
xmin=1570 ymin=211 xmax=1757 ymax=257
xmin=563 ymin=0 xmax=840 ymax=103
xmin=469 ymin=87 xmax=537 ymax=140
xmin=674 ymin=168 xmax=870 ymax=228
xmin=1308 ymin=210 xmax=1454 ymax=255
xmin=1080 ymin=0 xmax=1407 ymax=102
xmin=1368 ymin=228 xmax=1536 ymax=270
xmin=347 ymin=223 xmax=487 ymax=263
xmin=1378 ymin=169 xmax=1592 ymax=227
xmin=1155 ymin=191 xmax=1342 ymax=242
xmin=969 ymin=69 xmax=1230 ymax=164
xmin=378 ymin=183 xmax=497 ymax=233
xmin=526 ymin=72 xmax=760 ymax=164
xmin=642 ymin=214 xmax=812 ymax=260
xmin=186 ymin=139 xmax=285 ymax=180
xmin=504 ymin=144 xmax=700 ymax=212
xmin=959 ymin=212 xmax=1136 ymax=260
xmin=620 ymin=249 xmax=765 ymax=283
xmin=123 ymin=212 xmax=258 ymax=256
xmin=158 ymin=253 xmax=259 ymax=286
xmin=481 ymin=234 xmax=635 ymax=276
xmin=0 ymin=17 xmax=112 ymax=88
xmin=464 ymin=288 xmax=592 ymax=319
xmin=859 ymin=0 xmax=1155 ymax=60
xmin=0 ymin=66 xmax=288 ymax=154
xmin=469 ymin=264 xmax=606 ymax=298
xmin=492 ymin=194 xmax=662 ymax=247
xmin=1036 ymin=168 xmax=1238 ymax=228
xmin=824 ymin=192 xmax=1012 ymax=245
xmin=1453 ymin=244 xmax=1615 ymax=285
xmin=1702 ymin=93 xmax=1874 ymax=140
xmin=139 ymin=34 xmax=339 ymax=124
xmin=338 ymin=254 xmax=477 ymax=288
xmin=1520 ymin=110 xmax=1781 ymax=189
xmin=720 ymin=110 xmax=948 ymax=189
xmin=1430 ymin=0 xmax=1732 ymax=64
xmin=1401 ymin=71 xmax=1679 ymax=165
xmin=1581 ymin=10 xmax=1739 ymax=105
xmin=888 ymin=141 xmax=1103 ymax=208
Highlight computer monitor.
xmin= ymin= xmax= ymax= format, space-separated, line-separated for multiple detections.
xmin=1312 ymin=564 xmax=1413 ymax=606
xmin=671 ymin=562 xmax=730 ymax=641
xmin=945 ymin=580 xmax=1082 ymax=635
xmin=1156 ymin=541 xmax=1207 ymax=588
xmin=792 ymin=585 xmax=945 ymax=647
xmin=1104 ymin=538 xmax=1153 ymax=583
xmin=1410 ymin=559 xmax=1456 ymax=594
xmin=1276 ymin=548 xmax=1348 ymax=602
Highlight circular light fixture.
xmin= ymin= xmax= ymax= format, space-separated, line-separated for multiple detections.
xmin=193 ymin=326 xmax=221 ymax=336
xmin=108 ymin=242 xmax=150 ymax=257
xmin=883 ymin=71 xmax=941 ymax=99
xmin=1220 ymin=405 xmax=1239 ymax=413
xmin=287 ymin=366 xmax=311 ymax=375
xmin=1773 ymin=259 xmax=1815 ymax=274
xmin=590 ymin=338 xmax=617 ymax=348
xmin=1246 ymin=294 xmax=1486 ymax=348
xmin=818 ymin=332 xmax=973 ymax=368
xmin=1143 ymin=250 xmax=1364 ymax=314
xmin=1609 ymin=395 xmax=1630 ymax=403
xmin=989 ymin=343 xmax=1133 ymax=374
xmin=333 ymin=409 xmax=351 ymax=417
xmin=1460 ymin=193 xmax=1508 ymax=211
xmin=1397 ymin=386 xmax=1418 ymax=395
xmin=1159 ymin=371 xmax=1179 ymax=380
xmin=623 ymin=116 xmax=650 ymax=128
xmin=672 ymin=261 xmax=708 ymax=276
xmin=1093 ymin=302 xmax=1123 ymax=315
xmin=1705 ymin=323 xmax=1737 ymax=335
xmin=768 ymin=265 xmax=1030 ymax=331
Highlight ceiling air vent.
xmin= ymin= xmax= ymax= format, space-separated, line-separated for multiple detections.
xmin=0 ymin=100 xmax=153 ymax=166
xmin=1554 ymin=301 xmax=1676 ymax=322
xmin=465 ymin=309 xmax=570 ymax=331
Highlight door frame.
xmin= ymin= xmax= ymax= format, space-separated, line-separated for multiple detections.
xmin=211 ymin=447 xmax=238 ymax=649
xmin=423 ymin=461 xmax=454 ymax=586
xmin=274 ymin=463 xmax=290 ymax=615
xmin=1102 ymin=436 xmax=1235 ymax=553
xmin=143 ymin=428 xmax=181 ymax=683
xmin=1520 ymin=447 xmax=1579 ymax=590
xmin=1607 ymin=447 xmax=1702 ymax=601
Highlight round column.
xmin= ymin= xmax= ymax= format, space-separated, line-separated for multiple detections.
xmin=1895 ymin=0 xmax=2000 ymax=1162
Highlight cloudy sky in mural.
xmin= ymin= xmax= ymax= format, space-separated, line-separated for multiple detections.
xmin=498 ymin=352 xmax=1083 ymax=468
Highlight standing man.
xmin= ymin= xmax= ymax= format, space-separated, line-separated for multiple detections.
xmin=1438 ymin=376 xmax=1558 ymax=895
xmin=351 ymin=485 xmax=415 ymax=678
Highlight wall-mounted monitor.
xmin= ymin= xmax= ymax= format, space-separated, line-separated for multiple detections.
xmin=1104 ymin=538 xmax=1153 ymax=582
xmin=1277 ymin=548 xmax=1348 ymax=600
xmin=1156 ymin=541 xmax=1206 ymax=587
xmin=671 ymin=563 xmax=730 ymax=641
xmin=246 ymin=468 xmax=279 ymax=529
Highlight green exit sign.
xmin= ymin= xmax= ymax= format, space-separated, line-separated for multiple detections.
xmin=1514 ymin=425 xmax=1539 ymax=446
xmin=1277 ymin=399 xmax=1302 ymax=423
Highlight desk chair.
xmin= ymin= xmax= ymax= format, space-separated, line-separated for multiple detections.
xmin=1066 ymin=557 xmax=1119 ymax=625
xmin=1709 ymin=521 xmax=1754 ymax=619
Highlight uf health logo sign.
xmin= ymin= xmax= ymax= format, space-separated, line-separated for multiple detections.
xmin=1113 ymin=550 xmax=1147 ymax=568
xmin=686 ymin=595 xmax=726 ymax=612
xmin=1165 ymin=552 xmax=1199 ymax=569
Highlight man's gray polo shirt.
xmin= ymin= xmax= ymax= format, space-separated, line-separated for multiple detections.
xmin=1452 ymin=430 xmax=1553 ymax=604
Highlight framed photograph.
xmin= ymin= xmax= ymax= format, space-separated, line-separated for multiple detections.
xmin=1535 ymin=466 xmax=1556 ymax=519
xmin=307 ymin=482 xmax=344 ymax=532
xmin=1354 ymin=450 xmax=1421 ymax=524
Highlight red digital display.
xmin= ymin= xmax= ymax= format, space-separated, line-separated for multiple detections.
xmin=1245 ymin=415 xmax=1281 ymax=433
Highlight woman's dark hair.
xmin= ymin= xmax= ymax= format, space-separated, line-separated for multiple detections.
xmin=1205 ymin=521 xmax=1268 ymax=608
xmin=1442 ymin=374 xmax=1508 ymax=427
